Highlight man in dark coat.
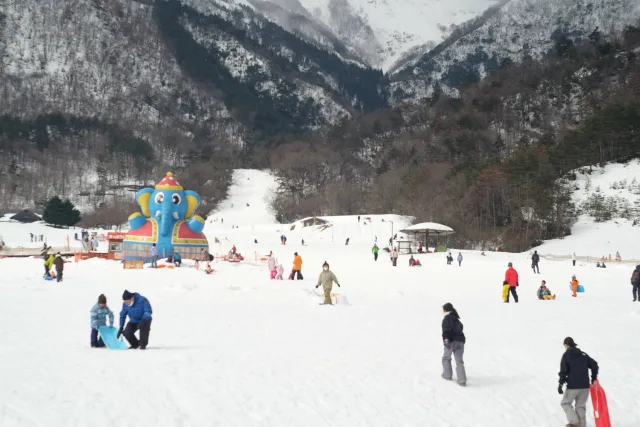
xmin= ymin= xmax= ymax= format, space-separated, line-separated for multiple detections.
xmin=631 ymin=265 xmax=640 ymax=302
xmin=531 ymin=250 xmax=540 ymax=274
xmin=558 ymin=337 xmax=598 ymax=427
xmin=53 ymin=253 xmax=64 ymax=282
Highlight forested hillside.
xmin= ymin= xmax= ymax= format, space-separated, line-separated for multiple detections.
xmin=267 ymin=26 xmax=640 ymax=251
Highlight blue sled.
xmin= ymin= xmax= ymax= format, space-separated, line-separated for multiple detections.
xmin=44 ymin=276 xmax=54 ymax=281
xmin=98 ymin=326 xmax=128 ymax=350
xmin=569 ymin=285 xmax=585 ymax=293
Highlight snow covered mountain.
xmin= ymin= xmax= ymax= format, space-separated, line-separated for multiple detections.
xmin=391 ymin=0 xmax=640 ymax=100
xmin=260 ymin=0 xmax=500 ymax=70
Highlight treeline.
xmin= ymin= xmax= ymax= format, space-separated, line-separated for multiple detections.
xmin=264 ymin=26 xmax=640 ymax=251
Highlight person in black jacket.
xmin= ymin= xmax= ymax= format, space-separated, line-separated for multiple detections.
xmin=441 ymin=302 xmax=467 ymax=386
xmin=531 ymin=250 xmax=540 ymax=274
xmin=558 ymin=337 xmax=599 ymax=427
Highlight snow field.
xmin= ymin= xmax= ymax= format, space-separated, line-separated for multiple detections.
xmin=1 ymin=246 xmax=639 ymax=426
xmin=1 ymin=167 xmax=640 ymax=426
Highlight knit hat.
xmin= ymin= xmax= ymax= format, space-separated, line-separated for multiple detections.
xmin=98 ymin=294 xmax=107 ymax=304
xmin=322 ymin=261 xmax=329 ymax=268
xmin=122 ymin=290 xmax=134 ymax=300
xmin=563 ymin=337 xmax=577 ymax=347
xmin=508 ymin=262 xmax=513 ymax=267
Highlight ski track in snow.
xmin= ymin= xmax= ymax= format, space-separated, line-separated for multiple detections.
xmin=0 ymin=168 xmax=639 ymax=426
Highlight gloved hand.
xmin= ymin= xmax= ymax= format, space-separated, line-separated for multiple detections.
xmin=337 ymin=283 xmax=341 ymax=287
xmin=315 ymin=285 xmax=320 ymax=289
xmin=444 ymin=339 xmax=451 ymax=350
xmin=591 ymin=378 xmax=597 ymax=385
xmin=558 ymin=384 xmax=564 ymax=394
xmin=517 ymin=282 xmax=520 ymax=287
xmin=117 ymin=327 xmax=123 ymax=339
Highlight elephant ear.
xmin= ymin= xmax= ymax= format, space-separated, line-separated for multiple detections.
xmin=184 ymin=190 xmax=201 ymax=219
xmin=136 ymin=188 xmax=154 ymax=218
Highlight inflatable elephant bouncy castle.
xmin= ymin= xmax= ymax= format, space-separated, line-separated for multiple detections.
xmin=123 ymin=172 xmax=209 ymax=261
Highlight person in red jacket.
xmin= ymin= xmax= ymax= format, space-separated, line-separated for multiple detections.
xmin=503 ymin=262 xmax=519 ymax=303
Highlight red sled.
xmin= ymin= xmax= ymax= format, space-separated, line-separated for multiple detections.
xmin=590 ymin=381 xmax=611 ymax=427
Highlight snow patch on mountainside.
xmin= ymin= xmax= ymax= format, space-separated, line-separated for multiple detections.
xmin=267 ymin=0 xmax=499 ymax=70
xmin=393 ymin=0 xmax=640 ymax=100
xmin=536 ymin=159 xmax=640 ymax=259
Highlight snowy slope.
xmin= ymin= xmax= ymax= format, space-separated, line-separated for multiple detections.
xmin=1 ymin=170 xmax=640 ymax=426
xmin=536 ymin=160 xmax=640 ymax=260
xmin=266 ymin=0 xmax=499 ymax=70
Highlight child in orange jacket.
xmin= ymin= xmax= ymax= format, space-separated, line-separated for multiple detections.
xmin=570 ymin=275 xmax=579 ymax=297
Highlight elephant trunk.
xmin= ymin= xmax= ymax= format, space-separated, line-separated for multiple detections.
xmin=159 ymin=204 xmax=173 ymax=238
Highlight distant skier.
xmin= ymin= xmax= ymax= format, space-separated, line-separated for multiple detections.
xmin=391 ymin=247 xmax=398 ymax=267
xmin=632 ymin=265 xmax=640 ymax=302
xmin=90 ymin=294 xmax=114 ymax=348
xmin=315 ymin=261 xmax=340 ymax=305
xmin=531 ymin=250 xmax=540 ymax=274
xmin=372 ymin=244 xmax=379 ymax=261
xmin=441 ymin=302 xmax=466 ymax=386
xmin=345 ymin=238 xmax=350 ymax=246
xmin=558 ymin=337 xmax=598 ymax=427
xmin=503 ymin=262 xmax=519 ymax=303
xmin=118 ymin=290 xmax=152 ymax=350
xmin=358 ymin=215 xmax=360 ymax=223
xmin=301 ymin=239 xmax=305 ymax=246
xmin=457 ymin=252 xmax=463 ymax=267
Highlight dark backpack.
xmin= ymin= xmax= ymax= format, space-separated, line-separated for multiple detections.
xmin=631 ymin=270 xmax=640 ymax=285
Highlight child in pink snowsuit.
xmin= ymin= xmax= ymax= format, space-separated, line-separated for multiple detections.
xmin=276 ymin=264 xmax=284 ymax=280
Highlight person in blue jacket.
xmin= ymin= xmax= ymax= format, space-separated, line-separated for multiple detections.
xmin=117 ymin=290 xmax=152 ymax=349
xmin=173 ymin=252 xmax=182 ymax=267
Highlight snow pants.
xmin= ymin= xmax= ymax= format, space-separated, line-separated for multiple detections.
xmin=392 ymin=257 xmax=397 ymax=266
xmin=374 ymin=253 xmax=378 ymax=261
xmin=270 ymin=270 xmax=277 ymax=280
xmin=561 ymin=388 xmax=589 ymax=427
xmin=292 ymin=270 xmax=303 ymax=280
xmin=56 ymin=270 xmax=63 ymax=282
xmin=442 ymin=341 xmax=466 ymax=385
xmin=633 ymin=283 xmax=640 ymax=301
xmin=123 ymin=320 xmax=151 ymax=349
xmin=151 ymin=256 xmax=158 ymax=268
xmin=573 ymin=260 xmax=576 ymax=267
xmin=532 ymin=262 xmax=540 ymax=273
xmin=323 ymin=284 xmax=333 ymax=305
xmin=90 ymin=328 xmax=105 ymax=348
xmin=44 ymin=265 xmax=50 ymax=276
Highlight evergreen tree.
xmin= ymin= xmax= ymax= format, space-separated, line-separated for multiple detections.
xmin=43 ymin=196 xmax=81 ymax=227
